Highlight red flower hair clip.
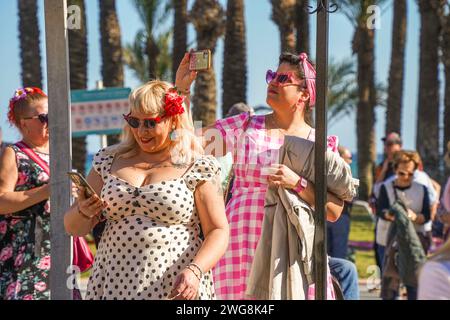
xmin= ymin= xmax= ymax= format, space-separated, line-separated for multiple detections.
xmin=164 ymin=88 xmax=185 ymax=117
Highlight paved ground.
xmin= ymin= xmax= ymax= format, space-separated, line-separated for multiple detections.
xmin=78 ymin=278 xmax=381 ymax=300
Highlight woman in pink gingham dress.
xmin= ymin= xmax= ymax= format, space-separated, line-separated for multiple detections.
xmin=175 ymin=52 xmax=343 ymax=300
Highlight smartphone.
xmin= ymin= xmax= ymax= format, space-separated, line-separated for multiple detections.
xmin=189 ymin=49 xmax=211 ymax=71
xmin=67 ymin=171 xmax=97 ymax=198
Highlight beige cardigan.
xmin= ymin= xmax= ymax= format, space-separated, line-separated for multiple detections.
xmin=246 ymin=136 xmax=358 ymax=300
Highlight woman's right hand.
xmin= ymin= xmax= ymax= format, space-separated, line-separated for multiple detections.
xmin=76 ymin=187 xmax=108 ymax=219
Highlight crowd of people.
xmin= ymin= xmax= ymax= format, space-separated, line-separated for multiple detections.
xmin=0 ymin=50 xmax=449 ymax=300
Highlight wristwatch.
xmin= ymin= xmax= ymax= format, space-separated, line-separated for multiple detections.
xmin=293 ymin=177 xmax=308 ymax=194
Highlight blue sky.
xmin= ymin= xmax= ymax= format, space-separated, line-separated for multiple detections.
xmin=0 ymin=0 xmax=432 ymax=155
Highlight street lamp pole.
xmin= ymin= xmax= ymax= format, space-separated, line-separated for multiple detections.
xmin=309 ymin=0 xmax=338 ymax=300
xmin=45 ymin=0 xmax=73 ymax=300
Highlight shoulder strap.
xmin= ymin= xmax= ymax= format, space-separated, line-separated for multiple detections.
xmin=15 ymin=141 xmax=50 ymax=176
xmin=392 ymin=181 xmax=399 ymax=202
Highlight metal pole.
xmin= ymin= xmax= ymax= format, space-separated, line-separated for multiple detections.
xmin=313 ymin=0 xmax=330 ymax=300
xmin=96 ymin=80 xmax=108 ymax=148
xmin=44 ymin=0 xmax=73 ymax=300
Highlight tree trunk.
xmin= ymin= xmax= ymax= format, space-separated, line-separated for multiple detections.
xmin=271 ymin=0 xmax=296 ymax=53
xmin=222 ymin=0 xmax=247 ymax=117
xmin=295 ymin=0 xmax=310 ymax=55
xmin=147 ymin=34 xmax=160 ymax=81
xmin=99 ymin=0 xmax=124 ymax=146
xmin=416 ymin=0 xmax=444 ymax=180
xmin=385 ymin=0 xmax=407 ymax=136
xmin=18 ymin=0 xmax=42 ymax=88
xmin=172 ymin=0 xmax=188 ymax=83
xmin=190 ymin=0 xmax=225 ymax=126
xmin=354 ymin=25 xmax=376 ymax=201
xmin=442 ymin=12 xmax=450 ymax=178
xmin=68 ymin=0 xmax=88 ymax=175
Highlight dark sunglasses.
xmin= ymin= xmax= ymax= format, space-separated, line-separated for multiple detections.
xmin=23 ymin=113 xmax=48 ymax=124
xmin=123 ymin=113 xmax=164 ymax=129
xmin=265 ymin=69 xmax=306 ymax=86
xmin=398 ymin=171 xmax=414 ymax=178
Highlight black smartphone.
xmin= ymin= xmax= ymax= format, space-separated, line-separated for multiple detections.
xmin=67 ymin=171 xmax=97 ymax=198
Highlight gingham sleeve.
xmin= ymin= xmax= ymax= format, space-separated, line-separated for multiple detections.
xmin=184 ymin=155 xmax=222 ymax=192
xmin=214 ymin=112 xmax=250 ymax=155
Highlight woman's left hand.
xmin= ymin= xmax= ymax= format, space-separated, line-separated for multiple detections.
xmin=169 ymin=268 xmax=200 ymax=300
xmin=175 ymin=52 xmax=197 ymax=92
xmin=266 ymin=164 xmax=301 ymax=189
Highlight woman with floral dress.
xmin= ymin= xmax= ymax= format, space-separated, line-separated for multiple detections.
xmin=0 ymin=87 xmax=50 ymax=300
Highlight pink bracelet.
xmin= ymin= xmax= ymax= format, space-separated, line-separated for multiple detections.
xmin=293 ymin=177 xmax=308 ymax=194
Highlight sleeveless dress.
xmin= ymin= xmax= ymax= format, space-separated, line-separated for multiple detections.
xmin=213 ymin=113 xmax=336 ymax=300
xmin=85 ymin=149 xmax=221 ymax=300
xmin=0 ymin=144 xmax=50 ymax=300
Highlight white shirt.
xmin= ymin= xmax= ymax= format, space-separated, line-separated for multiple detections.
xmin=418 ymin=260 xmax=450 ymax=300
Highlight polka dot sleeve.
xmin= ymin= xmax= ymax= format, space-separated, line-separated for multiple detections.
xmin=91 ymin=148 xmax=112 ymax=180
xmin=184 ymin=155 xmax=222 ymax=192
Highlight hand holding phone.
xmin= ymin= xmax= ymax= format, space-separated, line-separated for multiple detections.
xmin=67 ymin=171 xmax=97 ymax=198
xmin=189 ymin=50 xmax=211 ymax=71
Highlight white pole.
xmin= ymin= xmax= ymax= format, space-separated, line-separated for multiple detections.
xmin=44 ymin=0 xmax=73 ymax=300
xmin=96 ymin=81 xmax=108 ymax=148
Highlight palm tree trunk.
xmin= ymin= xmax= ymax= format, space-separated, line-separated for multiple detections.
xmin=190 ymin=0 xmax=225 ymax=126
xmin=18 ymin=0 xmax=42 ymax=88
xmin=271 ymin=0 xmax=296 ymax=53
xmin=385 ymin=0 xmax=407 ymax=136
xmin=416 ymin=0 xmax=444 ymax=180
xmin=147 ymin=35 xmax=160 ymax=80
xmin=354 ymin=25 xmax=376 ymax=201
xmin=222 ymin=0 xmax=247 ymax=117
xmin=172 ymin=0 xmax=188 ymax=83
xmin=295 ymin=0 xmax=310 ymax=55
xmin=99 ymin=0 xmax=124 ymax=146
xmin=442 ymin=12 xmax=450 ymax=178
xmin=68 ymin=0 xmax=88 ymax=176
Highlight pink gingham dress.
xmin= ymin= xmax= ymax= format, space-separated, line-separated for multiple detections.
xmin=212 ymin=113 xmax=336 ymax=300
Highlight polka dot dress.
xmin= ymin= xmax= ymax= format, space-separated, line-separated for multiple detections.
xmin=85 ymin=148 xmax=221 ymax=300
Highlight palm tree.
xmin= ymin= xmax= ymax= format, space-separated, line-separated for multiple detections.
xmin=341 ymin=0 xmax=386 ymax=200
xmin=99 ymin=0 xmax=124 ymax=146
xmin=271 ymin=0 xmax=297 ymax=53
xmin=132 ymin=0 xmax=168 ymax=80
xmin=295 ymin=0 xmax=310 ymax=55
xmin=416 ymin=0 xmax=445 ymax=180
xmin=385 ymin=0 xmax=407 ymax=136
xmin=172 ymin=0 xmax=188 ymax=83
xmin=18 ymin=0 xmax=43 ymax=88
xmin=327 ymin=58 xmax=386 ymax=126
xmin=190 ymin=0 xmax=225 ymax=126
xmin=68 ymin=0 xmax=88 ymax=175
xmin=441 ymin=4 xmax=450 ymax=178
xmin=222 ymin=0 xmax=247 ymax=117
xmin=123 ymin=30 xmax=172 ymax=83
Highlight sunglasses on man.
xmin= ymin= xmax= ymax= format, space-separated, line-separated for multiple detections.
xmin=23 ymin=113 xmax=48 ymax=124
xmin=123 ymin=113 xmax=164 ymax=129
xmin=398 ymin=171 xmax=414 ymax=178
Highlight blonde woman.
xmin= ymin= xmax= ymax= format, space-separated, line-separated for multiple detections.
xmin=64 ymin=81 xmax=229 ymax=300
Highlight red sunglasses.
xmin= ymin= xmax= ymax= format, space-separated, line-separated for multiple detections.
xmin=123 ymin=113 xmax=165 ymax=129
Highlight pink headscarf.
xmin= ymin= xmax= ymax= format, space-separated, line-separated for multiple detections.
xmin=298 ymin=53 xmax=316 ymax=107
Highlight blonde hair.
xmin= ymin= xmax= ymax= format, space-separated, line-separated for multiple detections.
xmin=430 ymin=237 xmax=450 ymax=263
xmin=111 ymin=80 xmax=203 ymax=164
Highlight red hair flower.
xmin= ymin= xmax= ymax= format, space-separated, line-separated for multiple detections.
xmin=164 ymin=89 xmax=185 ymax=117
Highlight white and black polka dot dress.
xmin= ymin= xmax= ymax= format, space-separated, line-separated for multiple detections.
xmin=85 ymin=148 xmax=221 ymax=300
